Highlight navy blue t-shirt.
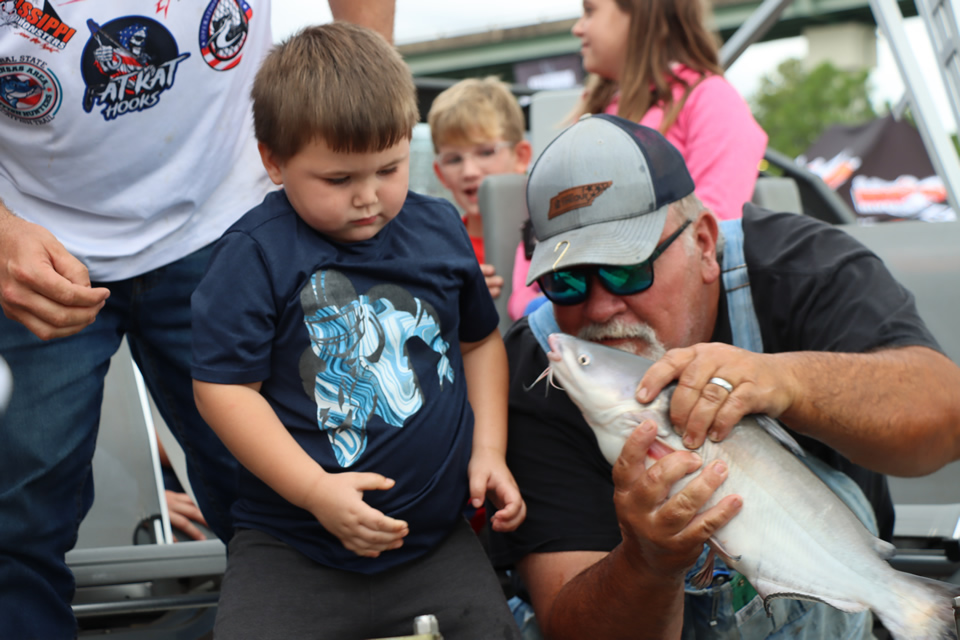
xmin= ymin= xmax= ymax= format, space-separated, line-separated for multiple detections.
xmin=192 ymin=189 xmax=499 ymax=574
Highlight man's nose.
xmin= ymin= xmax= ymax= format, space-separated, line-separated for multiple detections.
xmin=581 ymin=274 xmax=628 ymax=323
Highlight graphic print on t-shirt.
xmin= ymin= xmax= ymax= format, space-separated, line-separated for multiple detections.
xmin=0 ymin=55 xmax=61 ymax=124
xmin=300 ymin=270 xmax=454 ymax=468
xmin=1 ymin=1 xmax=77 ymax=52
xmin=199 ymin=0 xmax=252 ymax=71
xmin=79 ymin=16 xmax=189 ymax=120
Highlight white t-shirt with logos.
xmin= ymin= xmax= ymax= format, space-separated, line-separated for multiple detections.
xmin=0 ymin=0 xmax=275 ymax=281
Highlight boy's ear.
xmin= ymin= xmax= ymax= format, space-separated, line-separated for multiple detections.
xmin=433 ymin=160 xmax=454 ymax=190
xmin=514 ymin=140 xmax=533 ymax=173
xmin=258 ymin=142 xmax=285 ymax=186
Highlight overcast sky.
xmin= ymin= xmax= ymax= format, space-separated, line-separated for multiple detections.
xmin=271 ymin=1 xmax=955 ymax=132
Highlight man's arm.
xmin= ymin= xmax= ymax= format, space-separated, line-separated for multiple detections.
xmin=0 ymin=200 xmax=110 ymax=340
xmin=328 ymin=0 xmax=394 ymax=42
xmin=639 ymin=344 xmax=960 ymax=477
xmin=518 ymin=424 xmax=740 ymax=640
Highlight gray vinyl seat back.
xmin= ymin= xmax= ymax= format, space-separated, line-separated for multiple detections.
xmin=529 ymin=88 xmax=581 ymax=167
xmin=478 ymin=173 xmax=529 ymax=336
xmin=74 ymin=337 xmax=172 ymax=550
xmin=749 ymin=176 xmax=803 ymax=215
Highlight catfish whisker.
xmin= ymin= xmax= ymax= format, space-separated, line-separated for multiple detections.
xmin=525 ymin=366 xmax=564 ymax=396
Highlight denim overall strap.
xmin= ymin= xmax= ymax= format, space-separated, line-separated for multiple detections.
xmin=528 ymin=300 xmax=560 ymax=354
xmin=719 ymin=218 xmax=764 ymax=353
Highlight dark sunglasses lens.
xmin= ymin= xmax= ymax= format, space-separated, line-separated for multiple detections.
xmin=597 ymin=263 xmax=653 ymax=295
xmin=539 ymin=270 xmax=589 ymax=305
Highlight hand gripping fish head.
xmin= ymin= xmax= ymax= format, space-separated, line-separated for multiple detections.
xmin=542 ymin=332 xmax=960 ymax=640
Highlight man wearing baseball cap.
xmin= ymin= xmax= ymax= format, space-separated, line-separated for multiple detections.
xmin=488 ymin=114 xmax=960 ymax=639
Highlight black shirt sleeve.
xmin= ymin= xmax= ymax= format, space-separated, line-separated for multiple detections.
xmin=740 ymin=204 xmax=941 ymax=357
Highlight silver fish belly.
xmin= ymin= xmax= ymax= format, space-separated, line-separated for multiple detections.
xmin=544 ymin=332 xmax=960 ymax=640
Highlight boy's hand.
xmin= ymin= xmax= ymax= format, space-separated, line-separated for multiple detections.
xmin=303 ymin=472 xmax=408 ymax=558
xmin=480 ymin=263 xmax=503 ymax=299
xmin=468 ymin=447 xmax=526 ymax=532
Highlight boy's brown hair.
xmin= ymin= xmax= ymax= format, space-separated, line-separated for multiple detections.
xmin=252 ymin=22 xmax=419 ymax=161
xmin=427 ymin=76 xmax=526 ymax=152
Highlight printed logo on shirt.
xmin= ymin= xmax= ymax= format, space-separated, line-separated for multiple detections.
xmin=1 ymin=1 xmax=77 ymax=53
xmin=0 ymin=55 xmax=61 ymax=124
xmin=79 ymin=16 xmax=190 ymax=121
xmin=299 ymin=270 xmax=454 ymax=468
xmin=199 ymin=0 xmax=252 ymax=71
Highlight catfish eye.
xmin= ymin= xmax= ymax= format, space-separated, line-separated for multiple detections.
xmin=577 ymin=354 xmax=590 ymax=366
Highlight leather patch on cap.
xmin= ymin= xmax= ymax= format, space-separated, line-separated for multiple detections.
xmin=549 ymin=181 xmax=613 ymax=219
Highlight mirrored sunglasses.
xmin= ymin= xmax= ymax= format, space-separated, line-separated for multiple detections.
xmin=537 ymin=220 xmax=692 ymax=306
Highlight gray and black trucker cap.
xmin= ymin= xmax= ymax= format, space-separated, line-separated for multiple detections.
xmin=525 ymin=114 xmax=695 ymax=285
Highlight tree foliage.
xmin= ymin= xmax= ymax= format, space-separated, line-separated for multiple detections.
xmin=751 ymin=58 xmax=878 ymax=159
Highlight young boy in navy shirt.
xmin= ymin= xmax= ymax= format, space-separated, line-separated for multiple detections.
xmin=191 ymin=23 xmax=525 ymax=639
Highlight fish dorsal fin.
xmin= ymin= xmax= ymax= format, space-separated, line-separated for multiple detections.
xmin=754 ymin=414 xmax=805 ymax=457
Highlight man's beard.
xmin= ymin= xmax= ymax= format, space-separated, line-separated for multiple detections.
xmin=577 ymin=318 xmax=667 ymax=360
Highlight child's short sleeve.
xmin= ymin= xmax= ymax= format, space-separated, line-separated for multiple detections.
xmin=191 ymin=231 xmax=277 ymax=384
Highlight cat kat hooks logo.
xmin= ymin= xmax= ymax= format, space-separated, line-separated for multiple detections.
xmin=80 ymin=17 xmax=189 ymax=121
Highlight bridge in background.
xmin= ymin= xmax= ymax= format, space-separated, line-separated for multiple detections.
xmin=397 ymin=0 xmax=917 ymax=86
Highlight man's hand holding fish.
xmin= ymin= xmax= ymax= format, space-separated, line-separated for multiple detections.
xmin=637 ymin=341 xmax=960 ymax=477
xmin=612 ymin=420 xmax=743 ymax=583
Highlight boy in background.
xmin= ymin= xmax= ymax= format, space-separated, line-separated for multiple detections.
xmin=429 ymin=77 xmax=543 ymax=321
xmin=191 ymin=24 xmax=525 ymax=640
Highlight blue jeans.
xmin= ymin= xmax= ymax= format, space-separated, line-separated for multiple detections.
xmin=508 ymin=595 xmax=544 ymax=640
xmin=0 ymin=244 xmax=239 ymax=638
xmin=681 ymin=456 xmax=877 ymax=639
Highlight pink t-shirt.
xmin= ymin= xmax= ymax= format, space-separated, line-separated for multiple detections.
xmin=606 ymin=66 xmax=767 ymax=221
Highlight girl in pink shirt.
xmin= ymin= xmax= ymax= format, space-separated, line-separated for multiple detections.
xmin=571 ymin=0 xmax=767 ymax=221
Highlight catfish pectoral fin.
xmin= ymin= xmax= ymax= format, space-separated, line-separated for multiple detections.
xmin=691 ymin=548 xmax=716 ymax=589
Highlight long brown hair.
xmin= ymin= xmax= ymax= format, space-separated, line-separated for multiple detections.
xmin=573 ymin=0 xmax=723 ymax=133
